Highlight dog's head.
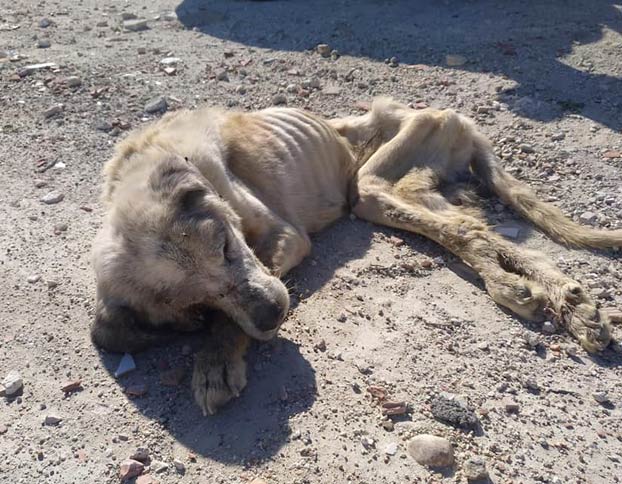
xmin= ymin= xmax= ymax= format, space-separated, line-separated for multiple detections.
xmin=93 ymin=155 xmax=289 ymax=342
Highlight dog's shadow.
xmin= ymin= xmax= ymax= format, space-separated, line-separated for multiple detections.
xmin=99 ymin=337 xmax=317 ymax=463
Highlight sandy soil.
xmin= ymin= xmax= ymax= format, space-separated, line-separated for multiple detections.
xmin=1 ymin=1 xmax=621 ymax=483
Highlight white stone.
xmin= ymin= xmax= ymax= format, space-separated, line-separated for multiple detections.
xmin=40 ymin=191 xmax=64 ymax=204
xmin=385 ymin=442 xmax=398 ymax=456
xmin=1 ymin=371 xmax=23 ymax=396
xmin=123 ymin=19 xmax=148 ymax=32
xmin=542 ymin=321 xmax=556 ymax=334
xmin=114 ymin=353 xmax=136 ymax=377
xmin=160 ymin=57 xmax=181 ymax=65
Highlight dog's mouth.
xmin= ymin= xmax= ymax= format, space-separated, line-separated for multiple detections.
xmin=184 ymin=302 xmax=285 ymax=341
xmin=185 ymin=304 xmax=227 ymax=324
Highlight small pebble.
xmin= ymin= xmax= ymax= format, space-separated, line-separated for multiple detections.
xmin=136 ymin=476 xmax=159 ymax=484
xmin=151 ymin=460 xmax=169 ymax=473
xmin=130 ymin=448 xmax=150 ymax=463
xmin=43 ymin=105 xmax=63 ymax=119
xmin=173 ymin=459 xmax=185 ymax=473
xmin=542 ymin=321 xmax=556 ymax=334
xmin=463 ymin=456 xmax=489 ymax=481
xmin=144 ymin=96 xmax=168 ymax=114
xmin=160 ymin=367 xmax=185 ymax=386
xmin=40 ymin=191 xmax=64 ymax=204
xmin=126 ymin=384 xmax=148 ymax=397
xmin=65 ymin=76 xmax=82 ymax=87
xmin=60 ymin=380 xmax=82 ymax=393
xmin=1 ymin=370 xmax=23 ymax=397
xmin=115 ymin=353 xmax=136 ymax=378
xmin=504 ymin=398 xmax=520 ymax=413
xmin=95 ymin=120 xmax=113 ymax=132
xmin=385 ymin=442 xmax=398 ymax=456
xmin=382 ymin=420 xmax=395 ymax=431
xmin=579 ymin=211 xmax=597 ymax=225
xmin=272 ymin=93 xmax=287 ymax=105
xmin=316 ymin=43 xmax=331 ymax=57
xmin=44 ymin=415 xmax=62 ymax=425
xmin=592 ymin=391 xmax=610 ymax=404
xmin=551 ymin=132 xmax=565 ymax=141
xmin=123 ymin=19 xmax=148 ymax=32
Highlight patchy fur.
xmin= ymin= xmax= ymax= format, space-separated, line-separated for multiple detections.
xmin=92 ymin=98 xmax=621 ymax=415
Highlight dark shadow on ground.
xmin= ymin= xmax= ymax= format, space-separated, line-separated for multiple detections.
xmin=176 ymin=0 xmax=622 ymax=130
xmin=99 ymin=337 xmax=317 ymax=464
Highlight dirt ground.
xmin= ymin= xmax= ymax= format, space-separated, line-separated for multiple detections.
xmin=1 ymin=1 xmax=622 ymax=483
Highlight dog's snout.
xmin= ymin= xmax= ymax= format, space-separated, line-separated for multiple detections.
xmin=253 ymin=300 xmax=286 ymax=332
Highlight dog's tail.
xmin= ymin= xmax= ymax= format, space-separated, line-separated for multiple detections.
xmin=472 ymin=143 xmax=622 ymax=249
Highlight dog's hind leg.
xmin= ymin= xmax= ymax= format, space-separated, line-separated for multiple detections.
xmin=192 ymin=315 xmax=250 ymax=416
xmin=354 ymin=175 xmax=612 ymax=351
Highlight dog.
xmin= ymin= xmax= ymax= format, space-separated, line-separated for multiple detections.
xmin=91 ymin=98 xmax=621 ymax=415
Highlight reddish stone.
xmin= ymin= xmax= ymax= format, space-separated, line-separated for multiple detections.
xmin=61 ymin=380 xmax=82 ymax=393
xmin=119 ymin=459 xmax=144 ymax=480
xmin=136 ymin=475 xmax=159 ymax=484
xmin=126 ymin=384 xmax=148 ymax=397
xmin=160 ymin=367 xmax=185 ymax=387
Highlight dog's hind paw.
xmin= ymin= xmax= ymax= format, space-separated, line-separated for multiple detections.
xmin=192 ymin=349 xmax=247 ymax=416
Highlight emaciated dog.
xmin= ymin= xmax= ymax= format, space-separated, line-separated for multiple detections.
xmin=92 ymin=98 xmax=621 ymax=415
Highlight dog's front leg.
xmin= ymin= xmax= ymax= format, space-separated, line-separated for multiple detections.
xmin=192 ymin=317 xmax=250 ymax=416
xmin=253 ymin=225 xmax=311 ymax=277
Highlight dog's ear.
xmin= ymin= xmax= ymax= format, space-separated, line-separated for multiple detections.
xmin=91 ymin=297 xmax=156 ymax=353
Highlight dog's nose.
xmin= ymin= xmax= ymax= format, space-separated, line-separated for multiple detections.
xmin=253 ymin=301 xmax=285 ymax=332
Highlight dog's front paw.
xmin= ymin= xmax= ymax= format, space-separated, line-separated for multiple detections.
xmin=192 ymin=350 xmax=247 ymax=416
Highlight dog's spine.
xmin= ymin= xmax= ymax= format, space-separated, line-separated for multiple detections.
xmin=473 ymin=148 xmax=622 ymax=249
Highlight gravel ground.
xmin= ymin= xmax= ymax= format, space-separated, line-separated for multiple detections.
xmin=1 ymin=1 xmax=621 ymax=483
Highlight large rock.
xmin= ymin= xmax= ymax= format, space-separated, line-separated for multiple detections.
xmin=407 ymin=434 xmax=455 ymax=467
xmin=430 ymin=392 xmax=479 ymax=430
